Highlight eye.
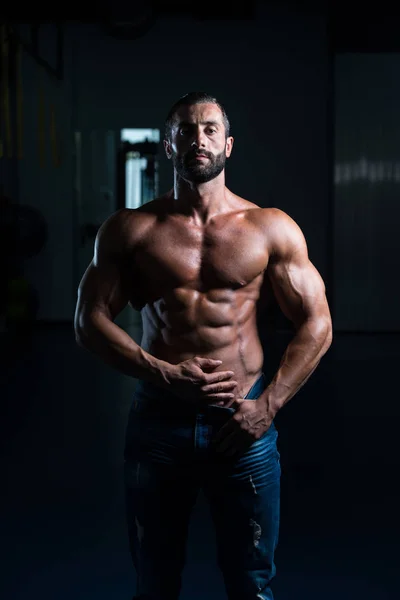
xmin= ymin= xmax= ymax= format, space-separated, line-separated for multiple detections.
xmin=207 ymin=128 xmax=216 ymax=134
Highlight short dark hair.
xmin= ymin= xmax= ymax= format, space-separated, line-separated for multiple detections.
xmin=164 ymin=91 xmax=231 ymax=141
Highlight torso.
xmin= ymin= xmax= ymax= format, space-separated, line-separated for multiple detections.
xmin=122 ymin=191 xmax=272 ymax=398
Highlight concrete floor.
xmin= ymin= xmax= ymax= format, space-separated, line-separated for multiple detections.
xmin=1 ymin=320 xmax=399 ymax=599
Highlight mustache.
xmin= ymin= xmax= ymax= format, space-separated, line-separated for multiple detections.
xmin=186 ymin=150 xmax=212 ymax=160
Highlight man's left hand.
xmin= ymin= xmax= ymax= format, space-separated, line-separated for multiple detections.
xmin=211 ymin=397 xmax=276 ymax=458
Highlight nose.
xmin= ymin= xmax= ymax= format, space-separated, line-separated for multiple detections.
xmin=191 ymin=128 xmax=206 ymax=148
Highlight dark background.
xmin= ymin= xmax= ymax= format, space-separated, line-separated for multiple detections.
xmin=1 ymin=3 xmax=399 ymax=599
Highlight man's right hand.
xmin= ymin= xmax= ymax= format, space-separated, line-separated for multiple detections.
xmin=168 ymin=356 xmax=238 ymax=405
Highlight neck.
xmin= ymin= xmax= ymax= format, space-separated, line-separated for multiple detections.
xmin=172 ymin=170 xmax=229 ymax=224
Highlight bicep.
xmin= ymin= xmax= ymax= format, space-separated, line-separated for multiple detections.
xmin=267 ymin=255 xmax=328 ymax=328
xmin=266 ymin=213 xmax=330 ymax=328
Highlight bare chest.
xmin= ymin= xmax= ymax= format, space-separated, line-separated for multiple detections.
xmin=131 ymin=217 xmax=269 ymax=302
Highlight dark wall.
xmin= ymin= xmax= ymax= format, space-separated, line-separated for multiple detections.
xmin=13 ymin=24 xmax=75 ymax=320
xmin=334 ymin=54 xmax=400 ymax=332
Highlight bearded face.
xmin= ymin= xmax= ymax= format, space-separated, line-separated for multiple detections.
xmin=165 ymin=102 xmax=234 ymax=184
xmin=171 ymin=146 xmax=227 ymax=184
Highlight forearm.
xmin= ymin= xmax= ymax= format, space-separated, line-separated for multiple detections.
xmin=262 ymin=317 xmax=332 ymax=415
xmin=75 ymin=312 xmax=174 ymax=387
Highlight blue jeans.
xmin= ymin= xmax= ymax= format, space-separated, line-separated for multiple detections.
xmin=124 ymin=373 xmax=281 ymax=600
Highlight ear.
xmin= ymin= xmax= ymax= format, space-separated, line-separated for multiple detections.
xmin=225 ymin=136 xmax=234 ymax=158
xmin=164 ymin=139 xmax=172 ymax=159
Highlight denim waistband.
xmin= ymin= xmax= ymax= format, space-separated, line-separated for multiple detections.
xmin=243 ymin=372 xmax=267 ymax=400
xmin=132 ymin=372 xmax=267 ymax=415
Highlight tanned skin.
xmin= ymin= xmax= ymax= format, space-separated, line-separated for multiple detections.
xmin=75 ymin=102 xmax=332 ymax=458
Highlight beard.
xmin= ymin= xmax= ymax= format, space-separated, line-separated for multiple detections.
xmin=172 ymin=148 xmax=227 ymax=184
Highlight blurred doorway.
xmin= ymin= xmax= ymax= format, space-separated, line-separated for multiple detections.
xmin=117 ymin=129 xmax=160 ymax=210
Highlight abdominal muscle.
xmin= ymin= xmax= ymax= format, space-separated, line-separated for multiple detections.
xmin=140 ymin=290 xmax=265 ymax=401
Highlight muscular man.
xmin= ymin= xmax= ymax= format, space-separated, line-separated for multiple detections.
xmin=74 ymin=92 xmax=332 ymax=600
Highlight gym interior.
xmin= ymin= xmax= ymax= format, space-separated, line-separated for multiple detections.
xmin=1 ymin=9 xmax=399 ymax=600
